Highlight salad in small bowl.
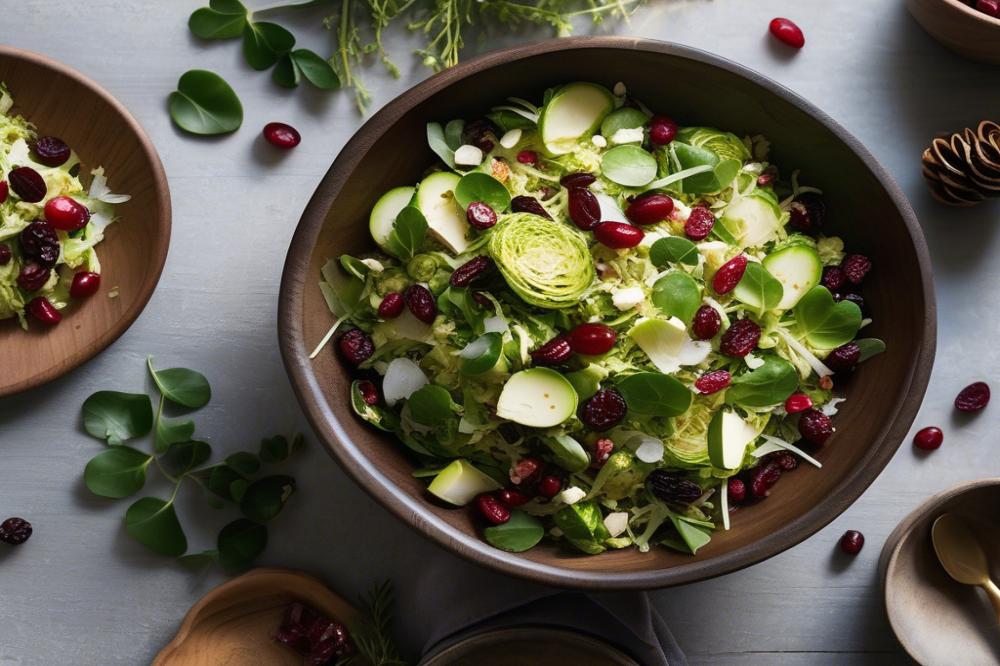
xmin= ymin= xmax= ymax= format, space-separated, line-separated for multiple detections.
xmin=313 ymin=80 xmax=886 ymax=558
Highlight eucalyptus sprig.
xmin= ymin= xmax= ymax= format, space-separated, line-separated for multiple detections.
xmin=81 ymin=357 xmax=303 ymax=573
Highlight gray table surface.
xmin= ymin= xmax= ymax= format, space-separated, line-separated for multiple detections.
xmin=2 ymin=0 xmax=999 ymax=664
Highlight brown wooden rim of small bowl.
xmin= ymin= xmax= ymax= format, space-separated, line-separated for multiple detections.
xmin=278 ymin=36 xmax=937 ymax=590
xmin=0 ymin=45 xmax=171 ymax=397
xmin=938 ymin=0 xmax=1000 ymax=26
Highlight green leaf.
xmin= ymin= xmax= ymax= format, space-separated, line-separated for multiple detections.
xmin=856 ymin=338 xmax=886 ymax=362
xmin=406 ymin=385 xmax=458 ymax=427
xmin=651 ymin=270 xmax=702 ymax=322
xmin=84 ymin=446 xmax=152 ymax=499
xmin=82 ymin=391 xmax=153 ymax=446
xmin=178 ymin=550 xmax=218 ymax=572
xmin=162 ymin=440 xmax=212 ymax=476
xmin=387 ymin=206 xmax=428 ymax=262
xmin=542 ymin=435 xmax=590 ymax=473
xmin=733 ymin=262 xmax=784 ymax=315
xmin=601 ymin=145 xmax=658 ymax=187
xmin=794 ymin=286 xmax=863 ymax=349
xmin=147 ymin=358 xmax=212 ymax=409
xmin=188 ymin=2 xmax=247 ymax=39
xmin=226 ymin=452 xmax=260 ymax=476
xmin=271 ymin=52 xmax=300 ymax=88
xmin=650 ymin=236 xmax=698 ymax=267
xmin=554 ymin=501 xmax=611 ymax=555
xmin=155 ymin=417 xmax=195 ymax=454
xmin=230 ymin=478 xmax=249 ymax=502
xmin=663 ymin=513 xmax=712 ymax=554
xmin=242 ymin=21 xmax=295 ymax=70
xmin=483 ymin=510 xmax=544 ymax=552
xmin=486 ymin=110 xmax=535 ymax=133
xmin=670 ymin=142 xmax=741 ymax=194
xmin=444 ymin=119 xmax=465 ymax=150
xmin=617 ymin=372 xmax=693 ymax=417
xmin=727 ymin=356 xmax=798 ymax=408
xmin=195 ymin=464 xmax=245 ymax=502
xmin=459 ymin=332 xmax=504 ymax=376
xmin=168 ymin=70 xmax=243 ymax=136
xmin=350 ymin=382 xmax=400 ymax=432
xmin=600 ymin=107 xmax=650 ymax=138
xmin=426 ymin=122 xmax=456 ymax=168
xmin=240 ymin=475 xmax=296 ymax=522
xmin=319 ymin=258 xmax=365 ymax=320
xmin=217 ymin=519 xmax=267 ymax=573
xmin=454 ymin=172 xmax=511 ymax=212
xmin=125 ymin=497 xmax=187 ymax=557
xmin=290 ymin=49 xmax=339 ymax=89
xmin=338 ymin=254 xmax=372 ymax=280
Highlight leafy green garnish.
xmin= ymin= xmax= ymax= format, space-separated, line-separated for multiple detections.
xmin=82 ymin=391 xmax=154 ymax=446
xmin=794 ymin=286 xmax=863 ymax=349
xmin=386 ymin=206 xmax=428 ymax=261
xmin=125 ymin=497 xmax=188 ymax=557
xmin=856 ymin=337 xmax=886 ymax=362
xmin=273 ymin=49 xmax=341 ymax=89
xmin=601 ymin=144 xmax=658 ymax=187
xmin=454 ymin=172 xmax=511 ymax=212
xmin=617 ymin=372 xmax=692 ymax=417
xmin=168 ymin=70 xmax=243 ymax=136
xmin=217 ymin=518 xmax=268 ymax=573
xmin=483 ymin=510 xmax=545 ymax=553
xmin=148 ymin=357 xmax=211 ymax=409
xmin=650 ymin=236 xmax=699 ymax=267
xmin=652 ymin=270 xmax=702 ymax=323
xmin=733 ymin=261 xmax=784 ymax=315
xmin=727 ymin=357 xmax=798 ymax=408
xmin=188 ymin=0 xmax=247 ymax=39
xmin=84 ymin=446 xmax=152 ymax=498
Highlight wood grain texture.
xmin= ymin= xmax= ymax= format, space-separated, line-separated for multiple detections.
xmin=0 ymin=46 xmax=170 ymax=397
xmin=278 ymin=37 xmax=936 ymax=590
xmin=906 ymin=0 xmax=1000 ymax=64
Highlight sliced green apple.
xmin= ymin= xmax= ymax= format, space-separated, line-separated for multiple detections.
xmin=427 ymin=459 xmax=502 ymax=506
xmin=416 ymin=171 xmax=470 ymax=254
xmin=707 ymin=410 xmax=758 ymax=469
xmin=496 ymin=368 xmax=578 ymax=428
xmin=538 ymin=82 xmax=614 ymax=155
xmin=627 ymin=317 xmax=711 ymax=374
xmin=762 ymin=243 xmax=823 ymax=310
xmin=369 ymin=186 xmax=415 ymax=253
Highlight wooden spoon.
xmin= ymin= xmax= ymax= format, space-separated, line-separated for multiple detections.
xmin=932 ymin=513 xmax=1000 ymax=622
xmin=153 ymin=568 xmax=359 ymax=666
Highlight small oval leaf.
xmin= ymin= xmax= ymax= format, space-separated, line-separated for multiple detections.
xmin=125 ymin=497 xmax=187 ymax=557
xmin=84 ymin=446 xmax=152 ymax=498
xmin=82 ymin=391 xmax=153 ymax=446
xmin=484 ymin=510 xmax=544 ymax=552
xmin=168 ymin=70 xmax=243 ymax=136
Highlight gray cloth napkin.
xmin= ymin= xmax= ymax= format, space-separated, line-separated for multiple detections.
xmin=410 ymin=555 xmax=686 ymax=665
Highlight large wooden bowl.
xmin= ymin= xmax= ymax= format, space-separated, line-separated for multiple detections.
xmin=279 ymin=38 xmax=935 ymax=589
xmin=0 ymin=47 xmax=170 ymax=397
xmin=906 ymin=0 xmax=1000 ymax=64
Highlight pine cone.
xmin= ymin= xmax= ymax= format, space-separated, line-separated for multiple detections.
xmin=922 ymin=120 xmax=1000 ymax=206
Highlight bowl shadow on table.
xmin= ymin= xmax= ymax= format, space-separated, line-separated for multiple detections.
xmin=880 ymin=2 xmax=1000 ymax=273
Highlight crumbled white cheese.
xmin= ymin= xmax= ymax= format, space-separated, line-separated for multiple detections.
xmin=557 ymin=486 xmax=586 ymax=505
xmin=591 ymin=134 xmax=608 ymax=148
xmin=821 ymin=397 xmax=846 ymax=416
xmin=613 ymin=81 xmax=627 ymax=97
xmin=361 ymin=258 xmax=384 ymax=273
xmin=604 ymin=511 xmax=629 ymax=537
xmin=744 ymin=352 xmax=766 ymax=369
xmin=499 ymin=129 xmax=522 ymax=149
xmin=612 ymin=286 xmax=645 ymax=311
xmin=453 ymin=144 xmax=483 ymax=166
xmin=596 ymin=193 xmax=625 ymax=222
xmin=635 ymin=437 xmax=664 ymax=463
xmin=610 ymin=127 xmax=645 ymax=145
xmin=482 ymin=316 xmax=509 ymax=334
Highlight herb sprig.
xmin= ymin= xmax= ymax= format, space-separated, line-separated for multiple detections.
xmin=81 ymin=357 xmax=303 ymax=573
xmin=341 ymin=581 xmax=406 ymax=666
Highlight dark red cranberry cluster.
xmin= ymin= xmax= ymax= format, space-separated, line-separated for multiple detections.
xmin=275 ymin=602 xmax=353 ymax=664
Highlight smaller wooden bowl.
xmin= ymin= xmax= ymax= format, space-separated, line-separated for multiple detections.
xmin=154 ymin=568 xmax=359 ymax=666
xmin=0 ymin=47 xmax=170 ymax=397
xmin=905 ymin=0 xmax=1000 ymax=64
xmin=879 ymin=479 xmax=1000 ymax=665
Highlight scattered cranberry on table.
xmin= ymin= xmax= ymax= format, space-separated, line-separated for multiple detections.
xmin=44 ymin=196 xmax=91 ymax=231
xmin=594 ymin=221 xmax=644 ymax=249
xmin=0 ymin=517 xmax=32 ymax=545
xmin=955 ymin=381 xmax=990 ymax=412
xmin=70 ymin=271 xmax=101 ymax=298
xmin=839 ymin=530 xmax=864 ymax=555
xmin=567 ymin=322 xmax=617 ymax=356
xmin=913 ymin=426 xmax=943 ymax=451
xmin=769 ymin=17 xmax=805 ymax=49
xmin=27 ymin=297 xmax=61 ymax=325
xmin=262 ymin=122 xmax=301 ymax=149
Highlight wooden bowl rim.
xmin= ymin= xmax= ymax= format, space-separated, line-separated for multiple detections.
xmin=278 ymin=36 xmax=937 ymax=589
xmin=0 ymin=45 xmax=171 ymax=397
xmin=935 ymin=0 xmax=1000 ymax=27
xmin=880 ymin=478 xmax=1000 ymax=662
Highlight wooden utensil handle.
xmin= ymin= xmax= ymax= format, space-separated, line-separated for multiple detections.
xmin=982 ymin=579 xmax=1000 ymax=623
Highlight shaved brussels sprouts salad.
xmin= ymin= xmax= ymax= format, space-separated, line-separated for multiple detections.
xmin=317 ymin=81 xmax=885 ymax=557
xmin=0 ymin=83 xmax=129 ymax=328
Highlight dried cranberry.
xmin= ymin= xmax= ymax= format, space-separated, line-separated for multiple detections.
xmin=472 ymin=290 xmax=492 ymax=308
xmin=0 ymin=244 xmax=10 ymax=266
xmin=784 ymin=393 xmax=813 ymax=414
xmin=649 ymin=116 xmax=678 ymax=145
xmin=33 ymin=136 xmax=71 ymax=166
xmin=647 ymin=470 xmax=702 ymax=504
xmin=531 ymin=335 xmax=573 ymax=366
xmin=27 ymin=297 xmax=61 ymax=325
xmin=0 ymin=180 xmax=7 ymax=203
xmin=692 ymin=305 xmax=722 ymax=340
xmin=510 ymin=195 xmax=551 ymax=220
xmin=516 ymin=150 xmax=538 ymax=166
xmin=756 ymin=173 xmax=775 ymax=187
xmin=475 ymin=493 xmax=510 ymax=525
xmin=449 ymin=256 xmax=493 ymax=287
xmin=537 ymin=475 xmax=562 ymax=498
xmin=833 ymin=292 xmax=865 ymax=312
xmin=404 ymin=284 xmax=437 ymax=323
xmin=462 ymin=118 xmax=499 ymax=153
xmin=712 ymin=255 xmax=748 ymax=294
xmin=825 ymin=342 xmax=860 ymax=373
xmin=337 ymin=328 xmax=374 ymax=366
xmin=0 ymin=517 xmax=32 ymax=545
xmin=798 ymin=408 xmax=834 ymax=445
xmin=567 ymin=323 xmax=616 ymax=355
xmin=377 ymin=292 xmax=404 ymax=318
xmin=594 ymin=221 xmax=644 ymax=249
xmin=560 ymin=172 xmax=596 ymax=189
xmin=727 ymin=477 xmax=747 ymax=503
xmin=684 ymin=206 xmax=716 ymax=241
xmin=356 ymin=380 xmax=379 ymax=405
xmin=913 ymin=426 xmax=943 ymax=450
xmin=498 ymin=487 xmax=531 ymax=507
xmin=17 ymin=263 xmax=50 ymax=292
xmin=568 ymin=187 xmax=601 ymax=230
xmin=8 ymin=166 xmax=46 ymax=203
xmin=70 ymin=271 xmax=101 ymax=298
xmin=764 ymin=450 xmax=798 ymax=471
xmin=466 ymin=201 xmax=497 ymax=229
xmin=788 ymin=192 xmax=825 ymax=232
xmin=19 ymin=220 xmax=60 ymax=267
xmin=580 ymin=387 xmax=627 ymax=431
xmin=748 ymin=462 xmax=782 ymax=499
xmin=978 ymin=0 xmax=1000 ymax=16
xmin=720 ymin=318 xmax=761 ymax=357
xmin=769 ymin=17 xmax=805 ymax=48
xmin=842 ymin=254 xmax=871 ymax=285
xmin=262 ymin=122 xmax=301 ymax=149
xmin=695 ymin=370 xmax=732 ymax=394
xmin=44 ymin=196 xmax=91 ymax=231
xmin=821 ymin=266 xmax=846 ymax=291
xmin=955 ymin=381 xmax=990 ymax=412
xmin=511 ymin=457 xmax=543 ymax=486
xmin=819 ymin=375 xmax=834 ymax=390
xmin=592 ymin=438 xmax=614 ymax=468
xmin=839 ymin=530 xmax=864 ymax=555
xmin=625 ymin=193 xmax=674 ymax=225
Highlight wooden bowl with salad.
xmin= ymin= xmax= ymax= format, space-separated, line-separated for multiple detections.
xmin=279 ymin=37 xmax=935 ymax=589
xmin=0 ymin=46 xmax=170 ymax=397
